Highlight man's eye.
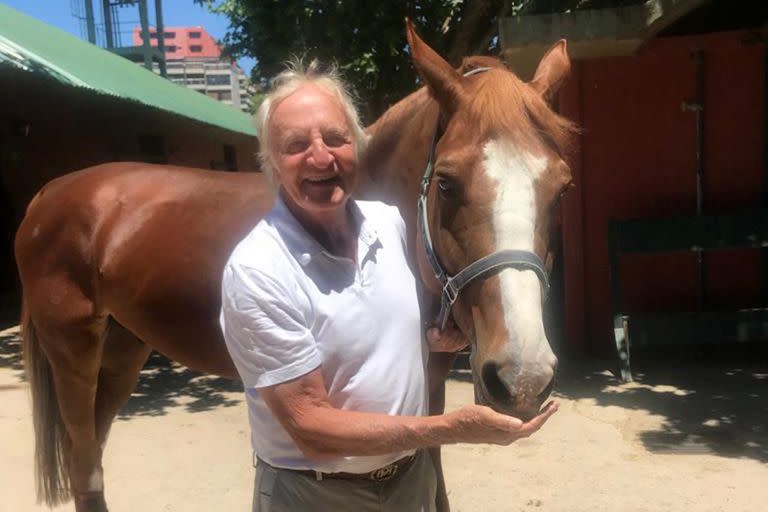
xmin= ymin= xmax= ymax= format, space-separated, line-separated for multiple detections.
xmin=284 ymin=140 xmax=308 ymax=154
xmin=324 ymin=134 xmax=348 ymax=148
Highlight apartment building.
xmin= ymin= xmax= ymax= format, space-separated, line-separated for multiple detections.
xmin=132 ymin=26 xmax=253 ymax=112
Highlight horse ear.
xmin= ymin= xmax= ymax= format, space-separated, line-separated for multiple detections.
xmin=405 ymin=18 xmax=464 ymax=113
xmin=530 ymin=40 xmax=571 ymax=104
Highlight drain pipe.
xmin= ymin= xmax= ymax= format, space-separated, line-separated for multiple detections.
xmin=682 ymin=49 xmax=706 ymax=311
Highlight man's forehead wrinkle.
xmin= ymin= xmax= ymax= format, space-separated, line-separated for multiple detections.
xmin=271 ymin=118 xmax=351 ymax=138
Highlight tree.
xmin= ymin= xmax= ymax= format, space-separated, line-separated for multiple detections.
xmin=196 ymin=0 xmax=642 ymax=120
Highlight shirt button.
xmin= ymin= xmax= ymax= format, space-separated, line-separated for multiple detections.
xmin=299 ymin=253 xmax=312 ymax=265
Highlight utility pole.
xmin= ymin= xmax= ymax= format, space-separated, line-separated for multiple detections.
xmin=155 ymin=0 xmax=167 ymax=77
xmin=138 ymin=0 xmax=153 ymax=71
xmin=83 ymin=0 xmax=97 ymax=44
xmin=102 ymin=0 xmax=114 ymax=48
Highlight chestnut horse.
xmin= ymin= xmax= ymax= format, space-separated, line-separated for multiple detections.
xmin=15 ymin=23 xmax=574 ymax=512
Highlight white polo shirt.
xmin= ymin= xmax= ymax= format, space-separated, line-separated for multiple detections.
xmin=220 ymin=196 xmax=428 ymax=473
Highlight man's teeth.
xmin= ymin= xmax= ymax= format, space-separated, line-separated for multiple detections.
xmin=307 ymin=176 xmax=336 ymax=183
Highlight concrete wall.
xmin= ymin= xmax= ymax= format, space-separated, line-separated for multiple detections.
xmin=500 ymin=0 xmax=708 ymax=80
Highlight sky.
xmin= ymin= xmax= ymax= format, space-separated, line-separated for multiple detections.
xmin=1 ymin=0 xmax=255 ymax=74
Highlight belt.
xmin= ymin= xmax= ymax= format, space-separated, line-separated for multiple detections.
xmin=261 ymin=453 xmax=417 ymax=482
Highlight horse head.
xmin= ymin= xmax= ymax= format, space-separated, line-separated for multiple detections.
xmin=407 ymin=21 xmax=575 ymax=420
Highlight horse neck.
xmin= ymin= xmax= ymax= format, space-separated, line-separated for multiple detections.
xmin=359 ymin=88 xmax=438 ymax=228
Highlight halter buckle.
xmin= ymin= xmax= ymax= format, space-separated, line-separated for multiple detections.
xmin=443 ymin=278 xmax=459 ymax=306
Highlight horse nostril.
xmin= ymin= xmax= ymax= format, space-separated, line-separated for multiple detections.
xmin=481 ymin=362 xmax=514 ymax=405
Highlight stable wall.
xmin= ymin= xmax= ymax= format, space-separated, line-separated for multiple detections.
xmin=1 ymin=68 xmax=258 ymax=219
xmin=0 ymin=67 xmax=259 ymax=311
xmin=559 ymin=30 xmax=765 ymax=353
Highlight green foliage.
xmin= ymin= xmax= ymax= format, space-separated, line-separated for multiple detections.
xmin=195 ymin=0 xmax=629 ymax=119
xmin=247 ymin=90 xmax=266 ymax=114
xmin=195 ymin=0 xmax=511 ymax=120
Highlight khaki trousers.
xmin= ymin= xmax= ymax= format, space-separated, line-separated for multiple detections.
xmin=253 ymin=450 xmax=437 ymax=512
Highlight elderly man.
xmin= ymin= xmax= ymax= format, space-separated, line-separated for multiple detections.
xmin=220 ymin=62 xmax=557 ymax=512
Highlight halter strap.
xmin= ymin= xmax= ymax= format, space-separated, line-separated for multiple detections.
xmin=417 ymin=67 xmax=551 ymax=329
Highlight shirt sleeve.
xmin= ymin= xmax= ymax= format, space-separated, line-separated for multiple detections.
xmin=220 ymin=262 xmax=321 ymax=389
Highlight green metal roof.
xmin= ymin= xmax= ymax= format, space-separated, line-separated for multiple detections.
xmin=0 ymin=3 xmax=256 ymax=136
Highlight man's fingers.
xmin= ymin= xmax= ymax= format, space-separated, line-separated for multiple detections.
xmin=520 ymin=401 xmax=559 ymax=434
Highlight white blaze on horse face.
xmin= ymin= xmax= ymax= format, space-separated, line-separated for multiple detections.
xmin=482 ymin=139 xmax=557 ymax=387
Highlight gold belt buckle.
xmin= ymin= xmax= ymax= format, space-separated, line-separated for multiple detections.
xmin=369 ymin=462 xmax=398 ymax=481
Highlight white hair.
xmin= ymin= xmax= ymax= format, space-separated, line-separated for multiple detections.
xmin=254 ymin=59 xmax=369 ymax=186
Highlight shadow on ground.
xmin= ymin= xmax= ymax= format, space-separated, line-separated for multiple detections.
xmin=0 ymin=327 xmax=23 ymax=373
xmin=7 ymin=317 xmax=767 ymax=462
xmin=451 ymin=345 xmax=768 ymax=464
xmin=0 ymin=326 xmax=242 ymax=418
xmin=117 ymin=351 xmax=243 ymax=420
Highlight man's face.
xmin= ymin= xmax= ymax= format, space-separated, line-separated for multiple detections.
xmin=268 ymin=84 xmax=356 ymax=216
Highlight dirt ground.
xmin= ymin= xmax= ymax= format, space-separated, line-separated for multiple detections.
xmin=2 ymin=325 xmax=766 ymax=512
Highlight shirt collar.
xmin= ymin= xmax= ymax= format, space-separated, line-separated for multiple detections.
xmin=269 ymin=195 xmax=380 ymax=266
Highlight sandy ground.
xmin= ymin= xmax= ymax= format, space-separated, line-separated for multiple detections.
xmin=2 ymin=325 xmax=767 ymax=512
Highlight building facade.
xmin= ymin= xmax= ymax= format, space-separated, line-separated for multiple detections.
xmin=132 ymin=26 xmax=254 ymax=112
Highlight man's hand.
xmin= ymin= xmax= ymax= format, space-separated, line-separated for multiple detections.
xmin=447 ymin=401 xmax=559 ymax=445
xmin=426 ymin=322 xmax=469 ymax=352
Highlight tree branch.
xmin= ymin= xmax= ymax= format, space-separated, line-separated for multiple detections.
xmin=446 ymin=0 xmax=502 ymax=64
xmin=472 ymin=1 xmax=516 ymax=55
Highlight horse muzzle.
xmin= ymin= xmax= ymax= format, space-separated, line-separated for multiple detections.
xmin=473 ymin=354 xmax=558 ymax=421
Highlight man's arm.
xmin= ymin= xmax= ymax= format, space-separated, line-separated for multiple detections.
xmin=260 ymin=367 xmax=558 ymax=461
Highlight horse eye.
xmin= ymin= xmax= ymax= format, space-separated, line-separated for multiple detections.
xmin=437 ymin=177 xmax=455 ymax=196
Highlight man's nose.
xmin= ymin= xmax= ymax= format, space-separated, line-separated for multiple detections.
xmin=308 ymin=139 xmax=333 ymax=168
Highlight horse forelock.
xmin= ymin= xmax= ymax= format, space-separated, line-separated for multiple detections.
xmin=462 ymin=67 xmax=577 ymax=160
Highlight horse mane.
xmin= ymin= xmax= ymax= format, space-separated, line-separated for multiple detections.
xmin=460 ymin=56 xmax=578 ymax=158
xmin=364 ymin=55 xmax=578 ymax=177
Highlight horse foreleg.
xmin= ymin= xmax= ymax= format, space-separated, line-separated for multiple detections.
xmin=428 ymin=352 xmax=457 ymax=512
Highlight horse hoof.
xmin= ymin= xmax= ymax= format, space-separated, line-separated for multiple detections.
xmin=74 ymin=491 xmax=108 ymax=512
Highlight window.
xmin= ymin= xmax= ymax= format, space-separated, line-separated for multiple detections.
xmin=189 ymin=31 xmax=201 ymax=39
xmin=218 ymin=91 xmax=232 ymax=101
xmin=149 ymin=32 xmax=175 ymax=39
xmin=190 ymin=45 xmax=202 ymax=53
xmin=164 ymin=45 xmax=177 ymax=53
xmin=206 ymin=74 xmax=231 ymax=86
